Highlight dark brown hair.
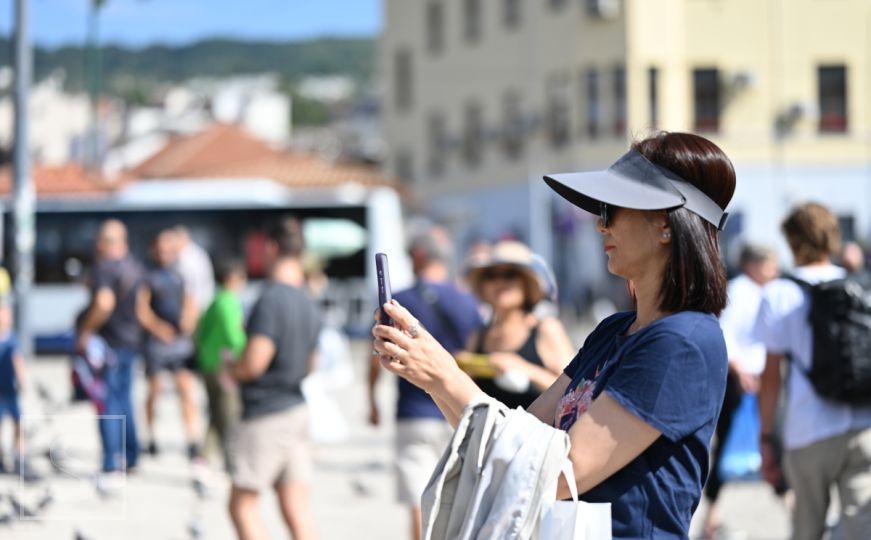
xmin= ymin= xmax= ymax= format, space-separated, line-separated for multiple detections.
xmin=268 ymin=217 xmax=305 ymax=258
xmin=632 ymin=132 xmax=736 ymax=316
xmin=781 ymin=202 xmax=841 ymax=265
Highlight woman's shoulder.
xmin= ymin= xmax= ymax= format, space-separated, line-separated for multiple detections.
xmin=627 ymin=311 xmax=725 ymax=357
xmin=582 ymin=311 xmax=635 ymax=346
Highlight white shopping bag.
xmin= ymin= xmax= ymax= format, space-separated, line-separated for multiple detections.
xmin=539 ymin=461 xmax=611 ymax=540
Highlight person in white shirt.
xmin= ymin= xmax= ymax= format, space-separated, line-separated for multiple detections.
xmin=754 ymin=203 xmax=871 ymax=540
xmin=174 ymin=226 xmax=216 ymax=311
xmin=702 ymin=243 xmax=778 ymax=538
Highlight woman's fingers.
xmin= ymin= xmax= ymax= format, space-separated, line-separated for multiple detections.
xmin=381 ymin=339 xmax=407 ymax=358
xmin=383 ymin=300 xmax=423 ymax=334
xmin=372 ymin=323 xmax=414 ymax=350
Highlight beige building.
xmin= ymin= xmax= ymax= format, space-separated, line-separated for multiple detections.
xmin=382 ymin=0 xmax=871 ymax=295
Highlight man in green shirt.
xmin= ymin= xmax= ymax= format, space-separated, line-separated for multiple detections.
xmin=196 ymin=259 xmax=247 ymax=470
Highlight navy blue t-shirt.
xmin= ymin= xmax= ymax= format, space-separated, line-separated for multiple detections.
xmin=393 ymin=281 xmax=482 ymax=420
xmin=147 ymin=266 xmax=186 ymax=330
xmin=91 ymin=255 xmax=144 ymax=350
xmin=556 ymin=311 xmax=727 ymax=539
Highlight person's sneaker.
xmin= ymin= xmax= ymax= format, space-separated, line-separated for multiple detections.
xmin=95 ymin=471 xmax=126 ymax=499
xmin=186 ymin=442 xmax=202 ymax=462
xmin=147 ymin=441 xmax=160 ymax=457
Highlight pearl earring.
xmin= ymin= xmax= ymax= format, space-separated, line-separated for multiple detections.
xmin=662 ymin=232 xmax=671 ymax=240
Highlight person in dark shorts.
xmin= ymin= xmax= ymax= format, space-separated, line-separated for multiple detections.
xmin=77 ymin=219 xmax=145 ymax=477
xmin=227 ymin=217 xmax=321 ymax=540
xmin=368 ymin=226 xmax=482 ymax=540
xmin=137 ymin=228 xmax=200 ymax=460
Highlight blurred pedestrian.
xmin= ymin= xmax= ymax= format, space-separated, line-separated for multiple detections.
xmin=195 ymin=258 xmax=247 ymax=471
xmin=702 ymin=243 xmax=778 ymax=538
xmin=175 ymin=225 xmax=216 ymax=311
xmin=138 ymin=229 xmax=201 ymax=461
xmin=0 ymin=297 xmax=37 ymax=481
xmin=841 ymin=240 xmax=865 ymax=274
xmin=755 ymin=203 xmax=871 ymax=540
xmin=459 ymin=241 xmax=574 ymax=409
xmin=374 ymin=132 xmax=737 ymax=537
xmin=368 ymin=226 xmax=482 ymax=540
xmin=77 ymin=219 xmax=144 ymax=476
xmin=227 ymin=217 xmax=321 ymax=540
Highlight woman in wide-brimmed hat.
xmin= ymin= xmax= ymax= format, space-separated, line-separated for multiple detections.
xmin=458 ymin=241 xmax=574 ymax=410
xmin=374 ymin=132 xmax=736 ymax=538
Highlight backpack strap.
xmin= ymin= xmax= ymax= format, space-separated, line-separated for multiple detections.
xmin=779 ymin=274 xmax=815 ymax=379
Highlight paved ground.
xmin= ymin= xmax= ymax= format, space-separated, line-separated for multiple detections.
xmin=0 ymin=339 xmax=791 ymax=539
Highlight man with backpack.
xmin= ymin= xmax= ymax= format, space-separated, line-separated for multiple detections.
xmin=368 ymin=227 xmax=482 ymax=540
xmin=77 ymin=220 xmax=145 ymax=481
xmin=755 ymin=202 xmax=871 ymax=540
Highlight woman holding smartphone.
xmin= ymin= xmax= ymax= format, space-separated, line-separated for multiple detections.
xmin=373 ymin=132 xmax=735 ymax=538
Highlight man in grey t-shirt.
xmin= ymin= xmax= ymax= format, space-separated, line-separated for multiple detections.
xmin=228 ymin=217 xmax=321 ymax=540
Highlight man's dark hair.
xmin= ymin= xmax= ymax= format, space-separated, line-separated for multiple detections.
xmin=268 ymin=217 xmax=305 ymax=258
xmin=215 ymin=258 xmax=247 ymax=285
xmin=632 ymin=132 xmax=736 ymax=316
xmin=781 ymin=202 xmax=841 ymax=266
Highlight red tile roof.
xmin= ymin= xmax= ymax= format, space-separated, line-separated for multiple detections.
xmin=0 ymin=164 xmax=122 ymax=196
xmin=132 ymin=123 xmax=397 ymax=189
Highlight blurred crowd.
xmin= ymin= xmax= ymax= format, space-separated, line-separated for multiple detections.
xmin=0 ymin=197 xmax=868 ymax=539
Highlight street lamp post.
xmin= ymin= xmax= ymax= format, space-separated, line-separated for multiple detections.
xmin=13 ymin=0 xmax=35 ymax=358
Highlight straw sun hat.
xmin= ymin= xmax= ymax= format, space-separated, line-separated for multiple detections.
xmin=466 ymin=241 xmax=555 ymax=307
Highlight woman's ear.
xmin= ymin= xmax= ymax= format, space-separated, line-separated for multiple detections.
xmin=654 ymin=211 xmax=672 ymax=245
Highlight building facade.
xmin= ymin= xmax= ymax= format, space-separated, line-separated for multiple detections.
xmin=382 ymin=0 xmax=871 ymax=306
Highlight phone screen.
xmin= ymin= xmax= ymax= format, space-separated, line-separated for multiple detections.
xmin=375 ymin=252 xmax=393 ymax=326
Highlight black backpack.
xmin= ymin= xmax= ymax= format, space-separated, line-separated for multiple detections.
xmin=784 ymin=272 xmax=871 ymax=405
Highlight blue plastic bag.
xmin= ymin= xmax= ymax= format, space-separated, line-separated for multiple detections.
xmin=717 ymin=393 xmax=762 ymax=481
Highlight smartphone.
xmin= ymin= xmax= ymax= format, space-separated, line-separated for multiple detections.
xmin=375 ymin=252 xmax=393 ymax=327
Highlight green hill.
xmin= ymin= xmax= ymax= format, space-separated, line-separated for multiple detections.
xmin=0 ymin=36 xmax=375 ymax=96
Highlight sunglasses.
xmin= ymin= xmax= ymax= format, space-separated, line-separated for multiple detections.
xmin=481 ymin=268 xmax=522 ymax=281
xmin=599 ymin=203 xmax=615 ymax=228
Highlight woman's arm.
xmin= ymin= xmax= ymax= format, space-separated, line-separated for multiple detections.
xmin=556 ymin=392 xmax=661 ymax=498
xmin=525 ymin=373 xmax=571 ymax=424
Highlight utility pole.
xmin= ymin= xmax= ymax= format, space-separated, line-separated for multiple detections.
xmin=86 ymin=0 xmax=105 ymax=170
xmin=13 ymin=0 xmax=35 ymax=359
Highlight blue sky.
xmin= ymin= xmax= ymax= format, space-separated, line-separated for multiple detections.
xmin=2 ymin=0 xmax=381 ymax=48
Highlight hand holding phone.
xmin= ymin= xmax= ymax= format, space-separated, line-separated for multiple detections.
xmin=375 ymin=252 xmax=393 ymax=327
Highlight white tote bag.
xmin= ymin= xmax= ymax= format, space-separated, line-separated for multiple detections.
xmin=539 ymin=461 xmax=611 ymax=540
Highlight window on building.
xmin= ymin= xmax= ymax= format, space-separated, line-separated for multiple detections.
xmin=502 ymin=90 xmax=524 ymax=159
xmin=426 ymin=1 xmax=444 ymax=55
xmin=693 ymin=68 xmax=720 ymax=132
xmin=585 ymin=69 xmax=600 ymax=138
xmin=547 ymin=73 xmax=571 ymax=147
xmin=613 ymin=66 xmax=626 ymax=136
xmin=395 ymin=150 xmax=415 ymax=184
xmin=427 ymin=112 xmax=447 ymax=177
xmin=648 ymin=67 xmax=659 ymax=129
xmin=463 ymin=101 xmax=484 ymax=166
xmin=464 ymin=0 xmax=482 ymax=44
xmin=818 ymin=65 xmax=848 ymax=133
xmin=394 ymin=49 xmax=413 ymax=112
xmin=504 ymin=0 xmax=521 ymax=28
xmin=585 ymin=0 xmax=620 ymax=18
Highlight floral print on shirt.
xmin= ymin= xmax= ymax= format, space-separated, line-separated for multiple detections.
xmin=556 ymin=378 xmax=597 ymax=431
